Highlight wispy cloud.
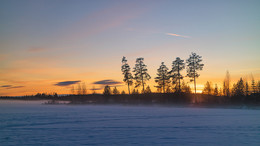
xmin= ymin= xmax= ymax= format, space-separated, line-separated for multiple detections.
xmin=1 ymin=85 xmax=12 ymax=88
xmin=166 ymin=33 xmax=190 ymax=38
xmin=54 ymin=80 xmax=81 ymax=86
xmin=93 ymin=79 xmax=122 ymax=85
xmin=1 ymin=85 xmax=25 ymax=89
xmin=9 ymin=86 xmax=25 ymax=89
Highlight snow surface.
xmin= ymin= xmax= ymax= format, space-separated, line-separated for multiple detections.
xmin=0 ymin=100 xmax=260 ymax=146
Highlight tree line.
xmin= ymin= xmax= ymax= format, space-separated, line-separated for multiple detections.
xmin=202 ymin=71 xmax=260 ymax=98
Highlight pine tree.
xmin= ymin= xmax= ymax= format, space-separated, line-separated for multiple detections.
xmin=121 ymin=56 xmax=133 ymax=94
xmin=186 ymin=52 xmax=204 ymax=96
xmin=155 ymin=62 xmax=170 ymax=93
xmin=112 ymin=87 xmax=120 ymax=95
xmin=103 ymin=85 xmax=111 ymax=96
xmin=170 ymin=57 xmax=185 ymax=92
xmin=133 ymin=57 xmax=151 ymax=93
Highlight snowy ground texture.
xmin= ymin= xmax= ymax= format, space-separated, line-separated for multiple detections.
xmin=0 ymin=100 xmax=260 ymax=146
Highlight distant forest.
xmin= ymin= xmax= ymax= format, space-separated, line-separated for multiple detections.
xmin=1 ymin=52 xmax=260 ymax=105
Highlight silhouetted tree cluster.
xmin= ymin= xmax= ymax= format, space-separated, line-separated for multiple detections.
xmin=119 ymin=53 xmax=204 ymax=95
xmin=200 ymin=72 xmax=260 ymax=103
xmin=71 ymin=82 xmax=87 ymax=95
xmin=231 ymin=78 xmax=245 ymax=97
xmin=35 ymin=92 xmax=58 ymax=98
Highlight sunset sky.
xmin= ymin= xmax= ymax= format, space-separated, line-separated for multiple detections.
xmin=1 ymin=0 xmax=260 ymax=96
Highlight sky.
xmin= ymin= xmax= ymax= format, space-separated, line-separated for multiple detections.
xmin=0 ymin=0 xmax=260 ymax=96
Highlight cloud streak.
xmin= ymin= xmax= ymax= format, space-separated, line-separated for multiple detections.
xmin=1 ymin=85 xmax=12 ymax=87
xmin=93 ymin=79 xmax=122 ymax=85
xmin=166 ymin=33 xmax=190 ymax=38
xmin=1 ymin=85 xmax=25 ymax=89
xmin=54 ymin=80 xmax=81 ymax=86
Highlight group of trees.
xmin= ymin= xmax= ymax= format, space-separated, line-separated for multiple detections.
xmin=121 ymin=56 xmax=151 ymax=94
xmin=71 ymin=82 xmax=87 ymax=95
xmin=202 ymin=72 xmax=260 ymax=97
xmin=103 ymin=85 xmax=125 ymax=95
xmin=120 ymin=52 xmax=204 ymax=95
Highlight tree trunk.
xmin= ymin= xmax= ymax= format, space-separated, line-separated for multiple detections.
xmin=178 ymin=64 xmax=180 ymax=92
xmin=142 ymin=79 xmax=144 ymax=93
xmin=140 ymin=62 xmax=144 ymax=93
xmin=128 ymin=82 xmax=130 ymax=95
xmin=163 ymin=74 xmax=165 ymax=93
xmin=194 ymin=75 xmax=197 ymax=103
xmin=163 ymin=81 xmax=165 ymax=93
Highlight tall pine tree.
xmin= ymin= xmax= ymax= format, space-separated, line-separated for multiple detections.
xmin=170 ymin=57 xmax=185 ymax=92
xmin=121 ymin=56 xmax=133 ymax=94
xmin=186 ymin=52 xmax=204 ymax=98
xmin=155 ymin=62 xmax=170 ymax=93
xmin=133 ymin=57 xmax=151 ymax=93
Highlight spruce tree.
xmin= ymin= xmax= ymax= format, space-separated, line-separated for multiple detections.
xmin=202 ymin=81 xmax=212 ymax=95
xmin=121 ymin=56 xmax=133 ymax=94
xmin=155 ymin=62 xmax=170 ymax=93
xmin=144 ymin=85 xmax=152 ymax=94
xmin=232 ymin=78 xmax=245 ymax=97
xmin=133 ymin=57 xmax=151 ymax=93
xmin=112 ymin=87 xmax=120 ymax=95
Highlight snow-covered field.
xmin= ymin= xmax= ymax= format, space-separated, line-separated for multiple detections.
xmin=0 ymin=100 xmax=260 ymax=146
